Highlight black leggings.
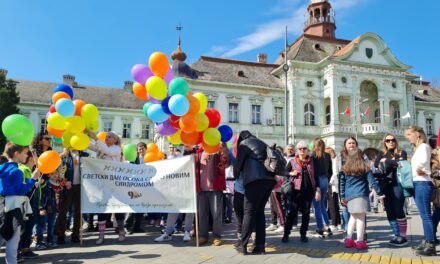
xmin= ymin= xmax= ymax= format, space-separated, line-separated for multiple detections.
xmin=233 ymin=192 xmax=244 ymax=235
xmin=284 ymin=189 xmax=314 ymax=237
xmin=383 ymin=184 xmax=406 ymax=221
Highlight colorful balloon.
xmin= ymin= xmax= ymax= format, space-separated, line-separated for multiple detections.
xmin=167 ymin=130 xmax=182 ymax=145
xmin=52 ymin=137 xmax=62 ymax=143
xmin=62 ymin=131 xmax=74 ymax=148
xmin=47 ymin=125 xmax=65 ymax=138
xmin=73 ymin=99 xmax=86 ymax=116
xmin=143 ymin=102 xmax=153 ymax=117
xmin=81 ymin=104 xmax=99 ymax=124
xmin=66 ymin=116 xmax=86 ymax=134
xmin=205 ymin=108 xmax=221 ymax=128
xmin=47 ymin=113 xmax=67 ymax=131
xmin=1 ymin=114 xmax=35 ymax=146
xmin=53 ymin=84 xmax=74 ymax=99
xmin=123 ymin=144 xmax=137 ymax=162
xmin=169 ymin=115 xmax=181 ymax=129
xmin=52 ymin=92 xmax=71 ymax=105
xmin=133 ymin=82 xmax=148 ymax=100
xmin=49 ymin=105 xmax=56 ymax=113
xmin=147 ymin=143 xmax=159 ymax=154
xmin=195 ymin=113 xmax=209 ymax=132
xmin=146 ymin=76 xmax=167 ymax=100
xmin=144 ymin=152 xmax=159 ymax=163
xmin=187 ymin=93 xmax=200 ymax=115
xmin=131 ymin=64 xmax=153 ymax=84
xmin=70 ymin=133 xmax=90 ymax=151
xmin=156 ymin=119 xmax=178 ymax=136
xmin=169 ymin=78 xmax=189 ymax=96
xmin=203 ymin=128 xmax=221 ymax=146
xmin=163 ymin=68 xmax=174 ymax=85
xmin=38 ymin=150 xmax=61 ymax=174
xmin=180 ymin=131 xmax=199 ymax=145
xmin=55 ymin=98 xmax=75 ymax=117
xmin=157 ymin=151 xmax=165 ymax=160
xmin=218 ymin=125 xmax=233 ymax=142
xmin=147 ymin=104 xmax=169 ymax=123
xmin=87 ymin=120 xmax=100 ymax=132
xmin=168 ymin=94 xmax=189 ymax=116
xmin=201 ymin=142 xmax=221 ymax=154
xmin=179 ymin=114 xmax=198 ymax=133
xmin=194 ymin=93 xmax=208 ymax=113
xmin=97 ymin=131 xmax=107 ymax=142
xmin=161 ymin=97 xmax=172 ymax=115
xmin=149 ymin=52 xmax=169 ymax=78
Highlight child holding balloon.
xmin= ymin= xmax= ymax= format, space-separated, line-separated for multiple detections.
xmin=0 ymin=142 xmax=41 ymax=264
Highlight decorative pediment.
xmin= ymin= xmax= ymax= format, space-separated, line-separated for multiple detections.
xmin=226 ymin=94 xmax=242 ymax=103
xmin=249 ymin=96 xmax=265 ymax=105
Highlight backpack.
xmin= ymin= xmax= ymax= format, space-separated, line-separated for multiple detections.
xmin=264 ymin=144 xmax=288 ymax=176
xmin=397 ymin=160 xmax=414 ymax=194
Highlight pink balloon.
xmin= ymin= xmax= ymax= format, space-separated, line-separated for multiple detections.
xmin=45 ymin=112 xmax=51 ymax=120
xmin=163 ymin=67 xmax=174 ymax=86
xmin=131 ymin=64 xmax=154 ymax=84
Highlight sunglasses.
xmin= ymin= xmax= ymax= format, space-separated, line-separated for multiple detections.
xmin=384 ymin=139 xmax=396 ymax=143
xmin=298 ymin=147 xmax=308 ymax=151
xmin=43 ymin=137 xmax=51 ymax=141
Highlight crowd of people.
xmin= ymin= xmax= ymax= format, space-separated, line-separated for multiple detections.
xmin=1 ymin=125 xmax=439 ymax=263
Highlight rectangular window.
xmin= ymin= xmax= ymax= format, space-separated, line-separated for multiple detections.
xmin=228 ymin=103 xmax=239 ymax=123
xmin=274 ymin=107 xmax=283 ymax=126
xmin=142 ymin=124 xmax=150 ymax=139
xmin=40 ymin=118 xmax=47 ymax=134
xmin=426 ymin=118 xmax=433 ymax=135
xmin=104 ymin=122 xmax=112 ymax=132
xmin=122 ymin=123 xmax=131 ymax=138
xmin=208 ymin=101 xmax=215 ymax=109
xmin=252 ymin=105 xmax=261 ymax=124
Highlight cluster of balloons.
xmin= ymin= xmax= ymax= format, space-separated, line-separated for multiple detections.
xmin=46 ymin=84 xmax=100 ymax=151
xmin=131 ymin=52 xmax=234 ymax=153
xmin=123 ymin=143 xmax=164 ymax=163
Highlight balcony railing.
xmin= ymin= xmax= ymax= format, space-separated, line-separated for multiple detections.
xmin=321 ymin=124 xmax=405 ymax=137
xmin=304 ymin=15 xmax=335 ymax=27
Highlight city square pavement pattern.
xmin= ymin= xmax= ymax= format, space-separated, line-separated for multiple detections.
xmin=2 ymin=205 xmax=439 ymax=264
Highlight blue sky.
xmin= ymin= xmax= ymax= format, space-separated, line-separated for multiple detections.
xmin=1 ymin=0 xmax=439 ymax=88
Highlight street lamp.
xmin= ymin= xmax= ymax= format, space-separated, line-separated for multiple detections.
xmin=283 ymin=26 xmax=289 ymax=146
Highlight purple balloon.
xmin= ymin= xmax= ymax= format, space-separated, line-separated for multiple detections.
xmin=45 ymin=112 xmax=51 ymax=120
xmin=156 ymin=120 xmax=178 ymax=136
xmin=163 ymin=67 xmax=174 ymax=86
xmin=131 ymin=64 xmax=153 ymax=84
xmin=149 ymin=97 xmax=162 ymax=104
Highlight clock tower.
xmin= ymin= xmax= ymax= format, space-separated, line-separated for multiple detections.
xmin=304 ymin=0 xmax=336 ymax=39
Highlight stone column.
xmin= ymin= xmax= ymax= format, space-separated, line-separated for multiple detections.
xmin=417 ymin=111 xmax=426 ymax=129
xmin=379 ymin=100 xmax=384 ymax=124
xmin=112 ymin=116 xmax=122 ymax=135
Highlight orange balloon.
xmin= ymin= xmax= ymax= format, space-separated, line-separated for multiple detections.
xmin=147 ymin=143 xmax=159 ymax=153
xmin=38 ymin=150 xmax=61 ymax=174
xmin=201 ymin=142 xmax=221 ymax=154
xmin=73 ymin=99 xmax=86 ymax=116
xmin=97 ymin=131 xmax=107 ymax=142
xmin=187 ymin=94 xmax=200 ymax=115
xmin=149 ymin=52 xmax=169 ymax=78
xmin=52 ymin=92 xmax=71 ymax=105
xmin=179 ymin=114 xmax=198 ymax=133
xmin=133 ymin=82 xmax=148 ymax=100
xmin=180 ymin=131 xmax=199 ymax=145
xmin=157 ymin=151 xmax=165 ymax=160
xmin=144 ymin=152 xmax=159 ymax=163
xmin=47 ymin=125 xmax=65 ymax=138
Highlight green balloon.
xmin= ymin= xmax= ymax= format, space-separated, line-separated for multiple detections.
xmin=52 ymin=137 xmax=62 ymax=143
xmin=1 ymin=114 xmax=35 ymax=146
xmin=169 ymin=78 xmax=189 ymax=96
xmin=308 ymin=142 xmax=314 ymax=151
xmin=143 ymin=102 xmax=153 ymax=117
xmin=123 ymin=144 xmax=137 ymax=162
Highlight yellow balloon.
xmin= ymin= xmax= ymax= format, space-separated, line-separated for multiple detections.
xmin=87 ymin=120 xmax=100 ymax=132
xmin=146 ymin=76 xmax=167 ymax=100
xmin=62 ymin=131 xmax=74 ymax=148
xmin=81 ymin=104 xmax=99 ymax=124
xmin=66 ymin=116 xmax=86 ymax=134
xmin=194 ymin=93 xmax=208 ymax=113
xmin=167 ymin=130 xmax=181 ymax=145
xmin=196 ymin=113 xmax=209 ymax=132
xmin=70 ymin=133 xmax=90 ymax=151
xmin=47 ymin=113 xmax=67 ymax=130
xmin=203 ymin=128 xmax=221 ymax=146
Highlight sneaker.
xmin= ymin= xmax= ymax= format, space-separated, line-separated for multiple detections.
xmin=389 ymin=236 xmax=408 ymax=247
xmin=213 ymin=238 xmax=222 ymax=246
xmin=356 ymin=240 xmax=368 ymax=250
xmin=96 ymin=234 xmax=105 ymax=245
xmin=35 ymin=242 xmax=47 ymax=250
xmin=47 ymin=242 xmax=58 ymax=248
xmin=313 ymin=229 xmax=325 ymax=238
xmin=344 ymin=238 xmax=356 ymax=248
xmin=20 ymin=249 xmax=39 ymax=259
xmin=224 ymin=218 xmax=232 ymax=224
xmin=159 ymin=220 xmax=165 ymax=227
xmin=17 ymin=254 xmax=24 ymax=263
xmin=291 ymin=226 xmax=298 ymax=231
xmin=324 ymin=228 xmax=333 ymax=236
xmin=183 ymin=231 xmax=191 ymax=242
xmin=274 ymin=225 xmax=284 ymax=233
xmin=329 ymin=225 xmax=337 ymax=232
xmin=265 ymin=224 xmax=277 ymax=232
xmin=154 ymin=234 xmax=172 ymax=242
xmin=118 ymin=232 xmax=126 ymax=242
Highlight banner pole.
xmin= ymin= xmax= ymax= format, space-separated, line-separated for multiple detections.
xmin=195 ymin=210 xmax=199 ymax=247
xmin=80 ymin=214 xmax=83 ymax=246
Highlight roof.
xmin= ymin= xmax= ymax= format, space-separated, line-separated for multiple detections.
xmin=274 ymin=34 xmax=351 ymax=64
xmin=190 ymin=56 xmax=284 ymax=89
xmin=15 ymin=80 xmax=145 ymax=110
xmin=410 ymin=83 xmax=440 ymax=103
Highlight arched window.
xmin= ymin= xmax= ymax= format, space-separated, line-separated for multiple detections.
xmin=393 ymin=109 xmax=401 ymax=127
xmin=374 ymin=109 xmax=381 ymax=123
xmin=325 ymin=105 xmax=331 ymax=125
xmin=304 ymin=103 xmax=315 ymax=126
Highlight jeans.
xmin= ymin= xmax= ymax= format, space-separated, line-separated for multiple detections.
xmin=57 ymin=185 xmax=81 ymax=238
xmin=312 ymin=176 xmax=330 ymax=230
xmin=197 ymin=191 xmax=223 ymax=239
xmin=341 ymin=207 xmax=350 ymax=231
xmin=5 ymin=226 xmax=21 ymax=264
xmin=165 ymin=213 xmax=194 ymax=235
xmin=46 ymin=213 xmax=57 ymax=243
xmin=414 ymin=181 xmax=435 ymax=242
xmin=383 ymin=184 xmax=406 ymax=221
xmin=223 ymin=193 xmax=233 ymax=221
xmin=19 ymin=216 xmax=35 ymax=250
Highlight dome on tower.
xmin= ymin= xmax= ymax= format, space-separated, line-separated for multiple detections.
xmin=170 ymin=39 xmax=196 ymax=79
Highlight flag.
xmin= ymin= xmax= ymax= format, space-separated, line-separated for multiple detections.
xmin=437 ymin=128 xmax=440 ymax=147
xmin=363 ymin=106 xmax=370 ymax=117
xmin=401 ymin=112 xmax=411 ymax=119
xmin=344 ymin=106 xmax=350 ymax=115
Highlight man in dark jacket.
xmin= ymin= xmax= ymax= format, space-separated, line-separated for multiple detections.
xmin=233 ymin=131 xmax=276 ymax=255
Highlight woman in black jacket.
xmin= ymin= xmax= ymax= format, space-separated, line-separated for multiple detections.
xmin=233 ymin=131 xmax=276 ymax=255
xmin=373 ymin=134 xmax=408 ymax=247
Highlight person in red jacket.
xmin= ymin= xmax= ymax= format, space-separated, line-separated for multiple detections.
xmin=195 ymin=143 xmax=229 ymax=246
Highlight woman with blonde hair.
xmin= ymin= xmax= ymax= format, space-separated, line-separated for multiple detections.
xmin=405 ymin=126 xmax=436 ymax=256
xmin=311 ymin=138 xmax=332 ymax=237
xmin=374 ymin=134 xmax=408 ymax=247
xmin=326 ymin=147 xmax=341 ymax=231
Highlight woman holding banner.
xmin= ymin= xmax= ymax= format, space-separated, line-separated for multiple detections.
xmin=87 ymin=130 xmax=125 ymax=245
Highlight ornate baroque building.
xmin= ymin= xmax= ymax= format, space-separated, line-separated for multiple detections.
xmin=3 ymin=0 xmax=440 ymax=153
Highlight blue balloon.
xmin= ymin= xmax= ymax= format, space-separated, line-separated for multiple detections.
xmin=55 ymin=98 xmax=75 ymax=117
xmin=143 ymin=102 xmax=153 ymax=117
xmin=53 ymin=84 xmax=74 ymax=99
xmin=161 ymin=97 xmax=172 ymax=115
xmin=218 ymin=125 xmax=233 ymax=142
xmin=168 ymin=94 xmax=189 ymax=116
xmin=147 ymin=104 xmax=169 ymax=123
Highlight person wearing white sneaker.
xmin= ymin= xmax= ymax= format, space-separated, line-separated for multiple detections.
xmin=154 ymin=213 xmax=195 ymax=242
xmin=265 ymin=224 xmax=277 ymax=232
xmin=154 ymin=233 xmax=172 ymax=242
xmin=274 ymin=225 xmax=284 ymax=233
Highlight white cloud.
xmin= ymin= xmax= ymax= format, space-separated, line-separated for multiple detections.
xmin=217 ymin=0 xmax=367 ymax=58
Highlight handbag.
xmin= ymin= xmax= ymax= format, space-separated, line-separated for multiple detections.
xmin=397 ymin=160 xmax=414 ymax=190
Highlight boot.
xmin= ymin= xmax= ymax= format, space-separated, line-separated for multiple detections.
xmin=251 ymin=244 xmax=265 ymax=255
xmin=235 ymin=242 xmax=248 ymax=255
xmin=415 ymin=241 xmax=437 ymax=256
xmin=281 ymin=232 xmax=289 ymax=243
xmin=96 ymin=222 xmax=106 ymax=245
